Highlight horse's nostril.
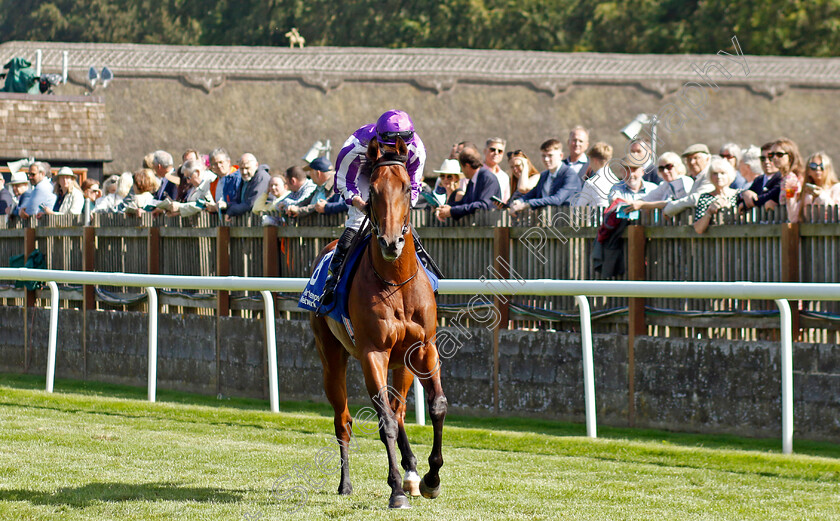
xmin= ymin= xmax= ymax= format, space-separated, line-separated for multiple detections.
xmin=379 ymin=238 xmax=389 ymax=249
xmin=397 ymin=236 xmax=405 ymax=244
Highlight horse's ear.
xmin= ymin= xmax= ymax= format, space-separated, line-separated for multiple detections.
xmin=367 ymin=139 xmax=381 ymax=162
xmin=395 ymin=137 xmax=408 ymax=156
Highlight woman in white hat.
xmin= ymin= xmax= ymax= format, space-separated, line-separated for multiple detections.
xmin=41 ymin=167 xmax=84 ymax=216
xmin=433 ymin=158 xmax=466 ymax=205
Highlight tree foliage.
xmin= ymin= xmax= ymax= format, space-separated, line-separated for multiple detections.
xmin=2 ymin=0 xmax=839 ymax=56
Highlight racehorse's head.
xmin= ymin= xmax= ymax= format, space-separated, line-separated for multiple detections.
xmin=367 ymin=137 xmax=411 ymax=262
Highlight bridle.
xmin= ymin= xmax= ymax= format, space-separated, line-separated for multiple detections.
xmin=367 ymin=155 xmax=417 ymax=287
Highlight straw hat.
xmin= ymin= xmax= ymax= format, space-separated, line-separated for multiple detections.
xmin=432 ymin=159 xmax=463 ymax=177
xmin=55 ymin=167 xmax=77 ymax=178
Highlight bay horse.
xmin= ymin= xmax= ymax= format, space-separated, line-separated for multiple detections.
xmin=310 ymin=137 xmax=447 ymax=509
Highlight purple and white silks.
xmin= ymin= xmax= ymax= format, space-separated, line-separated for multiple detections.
xmin=334 ymin=124 xmax=426 ymax=208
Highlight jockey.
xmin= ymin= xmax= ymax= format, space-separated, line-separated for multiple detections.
xmin=318 ymin=109 xmax=442 ymax=312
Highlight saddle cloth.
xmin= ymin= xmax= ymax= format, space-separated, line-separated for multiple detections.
xmin=298 ymin=235 xmax=439 ymax=340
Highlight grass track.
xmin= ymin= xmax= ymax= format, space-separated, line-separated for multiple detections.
xmin=1 ymin=374 xmax=839 ymax=520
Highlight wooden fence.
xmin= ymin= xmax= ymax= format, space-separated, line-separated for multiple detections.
xmin=1 ymin=205 xmax=839 ymax=341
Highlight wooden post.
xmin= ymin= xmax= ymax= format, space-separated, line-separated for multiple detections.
xmin=216 ymin=226 xmax=230 ymax=316
xmin=82 ymin=226 xmax=96 ymax=380
xmin=781 ymin=223 xmax=801 ymax=339
xmin=491 ymin=226 xmax=511 ymax=413
xmin=147 ymin=227 xmax=160 ymax=275
xmin=23 ymin=227 xmax=35 ymax=372
xmin=216 ymin=226 xmax=230 ymax=397
xmin=626 ymin=224 xmax=647 ymax=427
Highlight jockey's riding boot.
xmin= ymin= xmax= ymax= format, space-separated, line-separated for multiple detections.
xmin=412 ymin=227 xmax=444 ymax=280
xmin=317 ymin=227 xmax=357 ymax=316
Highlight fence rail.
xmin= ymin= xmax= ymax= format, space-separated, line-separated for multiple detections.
xmin=2 ymin=205 xmax=840 ymax=340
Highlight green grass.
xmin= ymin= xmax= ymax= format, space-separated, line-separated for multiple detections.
xmin=2 ymin=374 xmax=839 ymax=520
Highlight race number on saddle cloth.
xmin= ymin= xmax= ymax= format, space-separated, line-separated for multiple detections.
xmin=298 ymin=234 xmax=439 ymax=343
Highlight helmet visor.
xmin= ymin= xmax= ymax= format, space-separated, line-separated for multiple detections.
xmin=378 ymin=130 xmax=414 ymax=145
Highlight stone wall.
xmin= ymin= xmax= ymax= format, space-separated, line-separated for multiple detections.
xmin=1 ymin=307 xmax=838 ymax=442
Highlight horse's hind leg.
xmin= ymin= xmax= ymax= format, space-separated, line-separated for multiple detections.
xmin=408 ymin=342 xmax=447 ymax=499
xmin=361 ymin=351 xmax=411 ymax=509
xmin=311 ymin=314 xmax=354 ymax=495
xmin=391 ymin=366 xmax=420 ymax=497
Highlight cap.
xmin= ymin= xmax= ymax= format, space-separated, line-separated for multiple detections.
xmin=682 ymin=144 xmax=711 ymax=157
xmin=308 ymin=157 xmax=333 ymax=172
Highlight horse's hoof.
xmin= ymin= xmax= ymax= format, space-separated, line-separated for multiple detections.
xmin=403 ymin=471 xmax=421 ymax=497
xmin=389 ymin=494 xmax=411 ymax=509
xmin=419 ymin=477 xmax=441 ymax=499
xmin=338 ymin=482 xmax=353 ymax=495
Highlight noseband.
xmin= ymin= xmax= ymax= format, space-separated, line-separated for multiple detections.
xmin=367 ymin=157 xmax=410 ymax=239
xmin=366 ymin=155 xmax=417 ymax=287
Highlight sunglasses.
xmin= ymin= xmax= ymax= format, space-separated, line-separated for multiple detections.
xmin=720 ymin=153 xmax=734 ymax=159
xmin=767 ymin=151 xmax=788 ymax=159
xmin=506 ymin=149 xmax=524 ymax=159
xmin=488 ymin=147 xmax=504 ymax=154
xmin=809 ymin=162 xmax=825 ymax=170
xmin=657 ymin=164 xmax=675 ymax=171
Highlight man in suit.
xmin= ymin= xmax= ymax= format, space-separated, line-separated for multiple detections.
xmin=225 ymin=153 xmax=270 ymax=219
xmin=435 ymin=146 xmax=501 ymax=221
xmin=508 ymin=132 xmax=587 ymax=215
xmin=152 ymin=150 xmax=179 ymax=200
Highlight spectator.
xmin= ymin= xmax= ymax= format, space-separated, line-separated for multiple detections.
xmin=95 ymin=175 xmax=123 ymax=213
xmin=225 ymin=153 xmax=270 ymax=219
xmin=575 ymin=142 xmax=615 ymax=207
xmin=289 ymin=157 xmax=348 ymax=218
xmin=7 ymin=171 xmax=29 ymax=215
xmin=17 ymin=161 xmax=56 ymax=219
xmin=608 ymin=163 xmax=657 ymax=202
xmin=625 ymin=152 xmax=695 ymax=211
xmin=278 ymin=166 xmax=317 ymax=211
xmin=80 ymin=178 xmax=101 ymax=224
xmin=739 ymin=145 xmax=762 ymax=186
xmin=740 ymin=139 xmax=802 ymax=212
xmin=662 ymin=143 xmax=714 ymax=217
xmin=448 ymin=141 xmax=475 ymax=160
xmin=205 ymin=148 xmax=241 ymax=214
xmin=264 ymin=166 xmax=318 ymax=226
xmin=433 ymin=159 xmax=466 ymax=205
xmin=785 ymin=151 xmax=840 ymax=222
xmin=508 ymin=137 xmax=583 ymax=215
xmin=252 ymin=175 xmax=289 ymax=213
xmin=170 ymin=159 xmax=216 ymax=217
xmin=142 ymin=153 xmax=155 ymax=169
xmin=483 ymin=138 xmax=511 ymax=202
xmin=694 ymin=156 xmax=742 ymax=234
xmin=720 ymin=142 xmax=747 ymax=189
xmin=435 ymin=146 xmax=501 ymax=221
xmin=176 ymin=149 xmax=200 ymax=201
xmin=0 ymin=173 xmax=13 ymax=215
xmin=125 ymin=168 xmax=160 ymax=215
xmin=41 ymin=167 xmax=84 ymax=216
xmin=629 ymin=138 xmax=660 ymax=185
xmin=152 ymin=150 xmax=179 ymax=200
xmin=507 ymin=150 xmax=540 ymax=198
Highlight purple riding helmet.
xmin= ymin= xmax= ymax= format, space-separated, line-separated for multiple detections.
xmin=375 ymin=109 xmax=416 ymax=145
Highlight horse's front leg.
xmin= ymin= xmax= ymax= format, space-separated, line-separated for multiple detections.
xmin=361 ymin=350 xmax=411 ymax=509
xmin=409 ymin=340 xmax=447 ymax=499
xmin=391 ymin=366 xmax=420 ymax=496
